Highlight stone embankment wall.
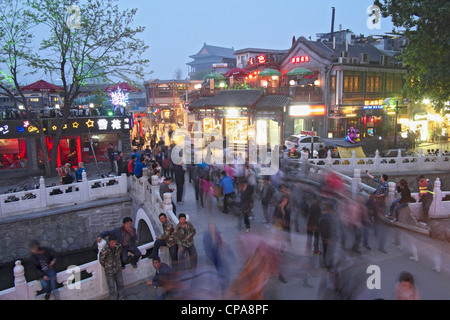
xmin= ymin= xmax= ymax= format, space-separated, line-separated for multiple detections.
xmin=0 ymin=196 xmax=132 ymax=264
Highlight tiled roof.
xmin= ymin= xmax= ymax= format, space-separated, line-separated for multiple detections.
xmin=234 ymin=48 xmax=289 ymax=55
xmin=205 ymin=90 xmax=263 ymax=107
xmin=189 ymin=44 xmax=236 ymax=59
xmin=256 ymin=95 xmax=291 ymax=108
xmin=189 ymin=98 xmax=211 ymax=108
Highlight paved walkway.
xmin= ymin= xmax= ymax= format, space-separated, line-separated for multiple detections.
xmin=116 ymin=175 xmax=450 ymax=300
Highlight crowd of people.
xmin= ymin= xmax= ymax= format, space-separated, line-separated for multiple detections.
xmin=29 ymin=133 xmax=441 ymax=301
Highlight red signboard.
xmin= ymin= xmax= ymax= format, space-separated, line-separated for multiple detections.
xmin=300 ymin=130 xmax=317 ymax=136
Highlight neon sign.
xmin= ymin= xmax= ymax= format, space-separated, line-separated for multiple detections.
xmin=291 ymin=56 xmax=310 ymax=64
xmin=249 ymin=55 xmax=266 ymax=65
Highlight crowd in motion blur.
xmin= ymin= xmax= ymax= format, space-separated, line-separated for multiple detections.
xmin=98 ymin=142 xmax=440 ymax=301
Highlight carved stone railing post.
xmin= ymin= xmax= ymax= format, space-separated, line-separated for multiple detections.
xmin=39 ymin=176 xmax=46 ymax=208
xmin=431 ymin=178 xmax=442 ymax=218
xmin=372 ymin=149 xmax=380 ymax=172
xmin=418 ymin=149 xmax=424 ymax=167
xmin=163 ymin=193 xmax=173 ymax=214
xmin=151 ymin=175 xmax=160 ymax=212
xmin=14 ymin=260 xmax=31 ymax=300
xmin=326 ymin=150 xmax=332 ymax=169
xmin=81 ymin=171 xmax=89 ymax=201
xmin=352 ymin=169 xmax=361 ymax=195
xmin=388 ymin=181 xmax=397 ymax=208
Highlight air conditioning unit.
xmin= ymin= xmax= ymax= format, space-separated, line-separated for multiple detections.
xmin=341 ymin=51 xmax=349 ymax=58
xmin=351 ymin=58 xmax=360 ymax=64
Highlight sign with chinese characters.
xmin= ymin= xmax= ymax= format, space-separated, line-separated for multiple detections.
xmin=249 ymin=55 xmax=266 ymax=65
xmin=291 ymin=56 xmax=310 ymax=64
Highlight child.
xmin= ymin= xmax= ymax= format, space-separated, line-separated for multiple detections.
xmin=395 ymin=271 xmax=420 ymax=300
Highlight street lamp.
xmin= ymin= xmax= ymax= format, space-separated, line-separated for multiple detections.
xmin=137 ymin=114 xmax=142 ymax=150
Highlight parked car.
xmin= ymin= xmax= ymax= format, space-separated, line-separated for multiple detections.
xmin=284 ymin=134 xmax=323 ymax=151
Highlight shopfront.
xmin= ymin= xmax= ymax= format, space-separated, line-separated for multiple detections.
xmin=0 ymin=116 xmax=132 ymax=177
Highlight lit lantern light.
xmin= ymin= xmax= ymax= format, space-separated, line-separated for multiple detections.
xmin=314 ymin=80 xmax=320 ymax=86
xmin=262 ymin=81 xmax=268 ymax=88
xmin=289 ymin=80 xmax=296 ymax=86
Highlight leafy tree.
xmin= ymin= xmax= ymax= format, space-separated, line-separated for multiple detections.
xmin=374 ymin=0 xmax=450 ymax=112
xmin=0 ymin=0 xmax=150 ymax=176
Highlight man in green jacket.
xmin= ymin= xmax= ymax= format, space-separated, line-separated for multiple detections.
xmin=99 ymin=234 xmax=125 ymax=300
xmin=173 ymin=213 xmax=197 ymax=271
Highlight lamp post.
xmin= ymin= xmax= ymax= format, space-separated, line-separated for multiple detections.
xmin=137 ymin=114 xmax=142 ymax=150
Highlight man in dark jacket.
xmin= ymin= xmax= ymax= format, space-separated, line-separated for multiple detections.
xmin=173 ymin=162 xmax=185 ymax=204
xmin=98 ymin=217 xmax=141 ymax=269
xmin=238 ymin=177 xmax=253 ymax=232
xmin=29 ymin=240 xmax=57 ymax=300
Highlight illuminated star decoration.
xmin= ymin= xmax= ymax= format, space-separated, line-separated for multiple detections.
xmin=86 ymin=119 xmax=95 ymax=128
xmin=63 ymin=124 xmax=68 ymax=130
xmin=72 ymin=122 xmax=79 ymax=128
xmin=52 ymin=125 xmax=57 ymax=131
xmin=110 ymin=87 xmax=129 ymax=106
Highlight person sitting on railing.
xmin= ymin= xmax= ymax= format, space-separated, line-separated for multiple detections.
xmin=149 ymin=213 xmax=178 ymax=270
xmin=388 ymin=179 xmax=415 ymax=223
xmin=98 ymin=217 xmax=142 ymax=269
xmin=28 ymin=240 xmax=58 ymax=300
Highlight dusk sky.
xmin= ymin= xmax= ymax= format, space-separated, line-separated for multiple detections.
xmin=119 ymin=0 xmax=396 ymax=81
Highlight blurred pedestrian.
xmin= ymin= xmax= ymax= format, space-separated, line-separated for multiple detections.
xmin=238 ymin=177 xmax=253 ymax=232
xmin=99 ymin=234 xmax=125 ymax=300
xmin=365 ymin=171 xmax=389 ymax=254
xmin=395 ymin=271 xmax=420 ymax=300
xmin=225 ymin=243 xmax=281 ymax=300
xmin=260 ymin=176 xmax=275 ymax=224
xmin=29 ymin=240 xmax=57 ymax=300
xmin=306 ymin=196 xmax=321 ymax=255
xmin=203 ymin=220 xmax=233 ymax=292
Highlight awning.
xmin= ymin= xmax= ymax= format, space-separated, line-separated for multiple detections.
xmin=337 ymin=146 xmax=366 ymax=158
xmin=286 ymin=67 xmax=314 ymax=77
xmin=257 ymin=68 xmax=281 ymax=77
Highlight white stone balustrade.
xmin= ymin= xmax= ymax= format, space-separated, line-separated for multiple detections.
xmin=305 ymin=148 xmax=450 ymax=174
xmin=0 ymin=173 xmax=178 ymax=300
xmin=0 ymin=171 xmax=128 ymax=219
